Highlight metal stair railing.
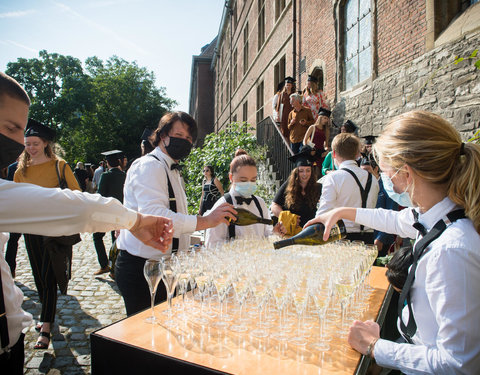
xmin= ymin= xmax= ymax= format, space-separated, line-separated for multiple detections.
xmin=257 ymin=116 xmax=294 ymax=185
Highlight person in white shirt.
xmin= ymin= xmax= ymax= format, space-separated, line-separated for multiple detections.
xmin=205 ymin=149 xmax=285 ymax=247
xmin=0 ymin=72 xmax=173 ymax=373
xmin=92 ymin=161 xmax=105 ymax=190
xmin=317 ymin=132 xmax=379 ymax=243
xmin=115 ymin=111 xmax=236 ymax=316
xmin=306 ymin=110 xmax=480 ymax=375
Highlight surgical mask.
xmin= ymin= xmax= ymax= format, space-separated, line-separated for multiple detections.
xmin=0 ymin=133 xmax=24 ymax=169
xmin=234 ymin=181 xmax=257 ymax=197
xmin=163 ymin=136 xmax=192 ymax=160
xmin=380 ymin=172 xmax=413 ymax=207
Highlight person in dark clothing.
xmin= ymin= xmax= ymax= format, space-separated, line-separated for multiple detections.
xmin=73 ymin=162 xmax=88 ymax=191
xmin=92 ymin=150 xmax=127 ymax=275
xmin=271 ymin=146 xmax=322 ymax=229
xmin=4 ymin=161 xmax=21 ymax=277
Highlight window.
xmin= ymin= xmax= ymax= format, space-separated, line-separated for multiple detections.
xmin=232 ymin=0 xmax=237 ymax=29
xmin=226 ymin=69 xmax=230 ymax=106
xmin=258 ymin=0 xmax=266 ymax=50
xmin=243 ymin=101 xmax=248 ymax=122
xmin=275 ymin=0 xmax=286 ymax=20
xmin=233 ymin=114 xmax=237 ymax=123
xmin=243 ymin=22 xmax=249 ymax=75
xmin=344 ymin=0 xmax=372 ymax=90
xmin=274 ymin=55 xmax=286 ymax=93
xmin=233 ymin=48 xmax=238 ymax=90
xmin=220 ymin=81 xmax=224 ymax=110
xmin=256 ymin=81 xmax=265 ymax=124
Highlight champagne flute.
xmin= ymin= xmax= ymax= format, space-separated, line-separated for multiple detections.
xmin=161 ymin=255 xmax=180 ymax=328
xmin=143 ymin=259 xmax=163 ymax=324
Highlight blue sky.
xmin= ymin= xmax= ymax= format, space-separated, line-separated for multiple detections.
xmin=0 ymin=0 xmax=224 ymax=111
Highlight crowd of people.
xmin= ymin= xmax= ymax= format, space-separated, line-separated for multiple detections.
xmin=1 ymin=70 xmax=480 ymax=375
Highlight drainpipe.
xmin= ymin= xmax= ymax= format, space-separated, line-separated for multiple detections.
xmin=292 ymin=0 xmax=297 ymax=79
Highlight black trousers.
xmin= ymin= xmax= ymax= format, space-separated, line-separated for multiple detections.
xmin=0 ymin=333 xmax=24 ymax=375
xmin=23 ymin=234 xmax=57 ymax=323
xmin=5 ymin=232 xmax=21 ymax=274
xmin=93 ymin=231 xmax=115 ymax=269
xmin=346 ymin=231 xmax=375 ymax=245
xmin=115 ymin=250 xmax=167 ymax=316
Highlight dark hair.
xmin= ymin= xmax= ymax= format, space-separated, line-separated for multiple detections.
xmin=151 ymin=111 xmax=198 ymax=146
xmin=204 ymin=165 xmax=215 ymax=178
xmin=386 ymin=245 xmax=414 ymax=291
xmin=229 ymin=149 xmax=256 ymax=174
xmin=285 ymin=166 xmax=320 ymax=210
xmin=0 ymin=72 xmax=31 ymax=106
xmin=107 ymin=157 xmax=121 ymax=168
xmin=141 ymin=139 xmax=154 ymax=154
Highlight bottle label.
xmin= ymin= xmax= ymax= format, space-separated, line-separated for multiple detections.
xmin=330 ymin=224 xmax=341 ymax=238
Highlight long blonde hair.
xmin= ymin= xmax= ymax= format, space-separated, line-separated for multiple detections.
xmin=17 ymin=139 xmax=56 ymax=176
xmin=374 ymin=110 xmax=480 ymax=233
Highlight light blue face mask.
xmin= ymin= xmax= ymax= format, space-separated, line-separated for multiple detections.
xmin=234 ymin=181 xmax=257 ymax=197
xmin=380 ymin=172 xmax=413 ymax=207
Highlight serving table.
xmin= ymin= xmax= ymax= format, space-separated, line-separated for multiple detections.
xmin=91 ymin=266 xmax=392 ymax=375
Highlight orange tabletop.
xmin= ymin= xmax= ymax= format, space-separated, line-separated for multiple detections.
xmin=91 ymin=266 xmax=392 ymax=375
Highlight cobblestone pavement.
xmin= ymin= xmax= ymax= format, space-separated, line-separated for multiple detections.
xmin=14 ymin=234 xmax=125 ymax=375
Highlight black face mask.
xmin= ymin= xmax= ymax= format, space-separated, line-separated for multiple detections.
xmin=164 ymin=136 xmax=192 ymax=160
xmin=0 ymin=133 xmax=24 ymax=170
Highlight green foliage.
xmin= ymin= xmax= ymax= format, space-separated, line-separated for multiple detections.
xmin=6 ymin=50 xmax=175 ymax=164
xmin=183 ymin=122 xmax=268 ymax=214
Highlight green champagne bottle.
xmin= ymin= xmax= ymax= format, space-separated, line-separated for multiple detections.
xmin=273 ymin=220 xmax=347 ymax=249
xmin=231 ymin=207 xmax=277 ymax=226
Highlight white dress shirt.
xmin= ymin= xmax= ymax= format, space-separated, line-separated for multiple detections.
xmin=205 ymin=188 xmax=272 ymax=248
xmin=92 ymin=166 xmax=104 ymax=189
xmin=317 ymin=160 xmax=379 ymax=233
xmin=0 ymin=178 xmax=139 ymax=354
xmin=116 ymin=147 xmax=197 ymax=259
xmin=356 ymin=197 xmax=480 ymax=374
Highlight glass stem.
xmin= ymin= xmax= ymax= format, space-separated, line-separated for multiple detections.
xmin=151 ymin=292 xmax=155 ymax=319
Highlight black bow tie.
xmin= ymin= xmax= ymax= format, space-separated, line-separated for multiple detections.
xmin=412 ymin=209 xmax=427 ymax=236
xmin=170 ymin=163 xmax=183 ymax=171
xmin=235 ymin=196 xmax=252 ymax=205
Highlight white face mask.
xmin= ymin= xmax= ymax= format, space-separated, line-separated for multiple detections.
xmin=380 ymin=171 xmax=413 ymax=207
xmin=234 ymin=181 xmax=257 ymax=197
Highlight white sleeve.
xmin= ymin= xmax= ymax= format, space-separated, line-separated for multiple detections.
xmin=0 ymin=180 xmax=138 ymax=235
xmin=355 ymin=207 xmax=417 ymax=239
xmin=204 ymin=197 xmax=228 ymax=248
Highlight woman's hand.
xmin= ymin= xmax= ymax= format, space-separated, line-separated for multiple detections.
xmin=348 ymin=320 xmax=380 ymax=357
xmin=129 ymin=213 xmax=174 ymax=253
xmin=304 ymin=207 xmax=356 ymax=241
xmin=273 ymin=222 xmax=287 ymax=236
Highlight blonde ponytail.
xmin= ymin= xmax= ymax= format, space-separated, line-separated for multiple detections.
xmin=374 ymin=110 xmax=480 ymax=233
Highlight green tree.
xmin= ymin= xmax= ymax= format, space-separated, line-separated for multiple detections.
xmin=6 ymin=51 xmax=175 ymax=164
xmin=183 ymin=122 xmax=268 ymax=214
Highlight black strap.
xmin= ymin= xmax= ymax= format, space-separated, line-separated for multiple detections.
xmin=399 ymin=208 xmax=466 ymax=343
xmin=0 ymin=266 xmax=10 ymax=352
xmin=224 ymin=193 xmax=264 ymax=239
xmin=342 ymin=168 xmax=372 ymax=231
xmin=148 ymin=154 xmax=179 ymax=251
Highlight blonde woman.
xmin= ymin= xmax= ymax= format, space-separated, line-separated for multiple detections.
xmin=14 ymin=120 xmax=80 ymax=349
xmin=306 ymin=110 xmax=480 ymax=374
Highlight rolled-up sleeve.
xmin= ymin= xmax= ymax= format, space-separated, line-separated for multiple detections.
xmin=355 ymin=207 xmax=417 ymax=239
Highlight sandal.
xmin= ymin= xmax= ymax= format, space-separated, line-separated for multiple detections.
xmin=35 ymin=322 xmax=43 ymax=332
xmin=34 ymin=331 xmax=50 ymax=349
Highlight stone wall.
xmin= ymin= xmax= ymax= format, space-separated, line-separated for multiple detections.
xmin=336 ymin=30 xmax=480 ymax=140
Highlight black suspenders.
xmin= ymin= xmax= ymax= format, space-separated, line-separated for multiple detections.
xmin=399 ymin=208 xmax=466 ymax=343
xmin=148 ymin=154 xmax=179 ymax=252
xmin=224 ymin=193 xmax=263 ymax=239
xmin=342 ymin=168 xmax=372 ymax=231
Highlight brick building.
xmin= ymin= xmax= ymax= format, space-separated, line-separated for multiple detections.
xmin=197 ymin=0 xmax=480 ymax=139
xmin=189 ymin=38 xmax=217 ymax=146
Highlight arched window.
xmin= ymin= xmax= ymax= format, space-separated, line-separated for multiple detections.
xmin=344 ymin=0 xmax=372 ymax=90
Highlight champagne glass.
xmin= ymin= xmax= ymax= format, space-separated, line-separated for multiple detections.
xmin=229 ymin=275 xmax=250 ymax=333
xmin=161 ymin=255 xmax=180 ymax=328
xmin=143 ymin=259 xmax=163 ymax=324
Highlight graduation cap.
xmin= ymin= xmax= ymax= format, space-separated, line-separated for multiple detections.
xmin=24 ymin=119 xmax=56 ymax=141
xmin=141 ymin=128 xmax=153 ymax=141
xmin=343 ymin=120 xmax=358 ymax=133
xmin=85 ymin=163 xmax=92 ymax=168
xmin=101 ymin=150 xmax=124 ymax=164
xmin=284 ymin=76 xmax=296 ymax=84
xmin=318 ymin=107 xmax=331 ymax=118
xmin=288 ymin=145 xmax=316 ymax=168
xmin=362 ymin=135 xmax=377 ymax=145
xmin=307 ymin=75 xmax=318 ymax=83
